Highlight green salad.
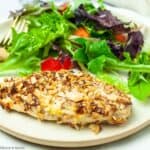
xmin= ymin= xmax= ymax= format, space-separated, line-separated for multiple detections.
xmin=1 ymin=0 xmax=150 ymax=101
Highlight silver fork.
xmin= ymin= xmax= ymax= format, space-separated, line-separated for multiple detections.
xmin=0 ymin=16 xmax=28 ymax=46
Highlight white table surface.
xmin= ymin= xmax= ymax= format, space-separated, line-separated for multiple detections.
xmin=0 ymin=1 xmax=150 ymax=150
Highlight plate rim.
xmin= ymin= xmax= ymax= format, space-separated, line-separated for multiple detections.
xmin=0 ymin=116 xmax=149 ymax=147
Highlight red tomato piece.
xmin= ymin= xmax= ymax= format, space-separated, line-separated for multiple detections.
xmin=41 ymin=57 xmax=62 ymax=71
xmin=74 ymin=27 xmax=89 ymax=38
xmin=62 ymin=56 xmax=72 ymax=69
xmin=115 ymin=33 xmax=127 ymax=43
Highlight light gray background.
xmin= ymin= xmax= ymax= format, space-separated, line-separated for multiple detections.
xmin=0 ymin=0 xmax=150 ymax=149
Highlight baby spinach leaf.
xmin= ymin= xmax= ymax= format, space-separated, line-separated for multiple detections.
xmin=86 ymin=40 xmax=115 ymax=59
xmin=88 ymin=55 xmax=106 ymax=74
xmin=73 ymin=48 xmax=88 ymax=63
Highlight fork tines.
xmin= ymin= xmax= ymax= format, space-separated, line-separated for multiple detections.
xmin=0 ymin=16 xmax=28 ymax=46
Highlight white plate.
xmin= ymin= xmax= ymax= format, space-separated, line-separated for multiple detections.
xmin=0 ymin=4 xmax=150 ymax=148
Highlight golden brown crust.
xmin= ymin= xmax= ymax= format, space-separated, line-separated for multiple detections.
xmin=0 ymin=70 xmax=132 ymax=132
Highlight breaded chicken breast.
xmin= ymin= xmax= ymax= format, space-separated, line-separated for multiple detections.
xmin=0 ymin=70 xmax=132 ymax=133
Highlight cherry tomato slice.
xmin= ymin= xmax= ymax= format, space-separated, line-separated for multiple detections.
xmin=115 ymin=33 xmax=127 ymax=43
xmin=41 ymin=57 xmax=62 ymax=71
xmin=74 ymin=27 xmax=89 ymax=38
xmin=62 ymin=56 xmax=72 ymax=69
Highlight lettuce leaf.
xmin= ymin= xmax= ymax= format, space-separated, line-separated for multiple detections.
xmin=97 ymin=73 xmax=129 ymax=93
xmin=71 ymin=37 xmax=150 ymax=99
xmin=0 ymin=11 xmax=71 ymax=76
xmin=128 ymin=72 xmax=150 ymax=100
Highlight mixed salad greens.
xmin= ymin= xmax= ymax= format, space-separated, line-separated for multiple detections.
xmin=1 ymin=0 xmax=150 ymax=101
